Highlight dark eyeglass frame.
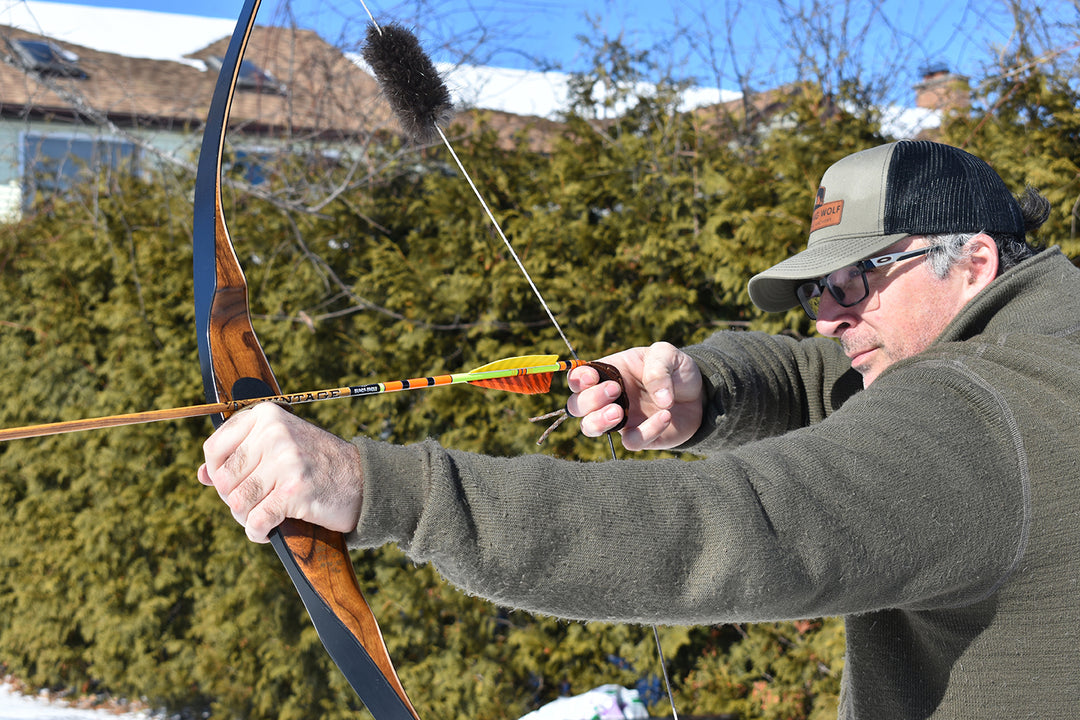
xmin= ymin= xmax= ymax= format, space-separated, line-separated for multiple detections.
xmin=796 ymin=246 xmax=937 ymax=320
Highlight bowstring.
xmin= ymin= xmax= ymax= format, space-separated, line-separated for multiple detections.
xmin=434 ymin=125 xmax=580 ymax=363
xmin=434 ymin=97 xmax=683 ymax=720
xmin=362 ymin=8 xmax=679 ymax=718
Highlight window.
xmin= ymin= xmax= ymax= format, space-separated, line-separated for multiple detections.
xmin=7 ymin=38 xmax=86 ymax=78
xmin=227 ymin=147 xmax=345 ymax=188
xmin=21 ymin=133 xmax=139 ymax=210
xmin=230 ymin=148 xmax=274 ymax=186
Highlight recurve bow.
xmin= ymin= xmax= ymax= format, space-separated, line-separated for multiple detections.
xmin=191 ymin=1 xmax=419 ymax=717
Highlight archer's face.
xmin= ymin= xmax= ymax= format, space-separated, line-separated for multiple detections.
xmin=813 ymin=237 xmax=975 ymax=387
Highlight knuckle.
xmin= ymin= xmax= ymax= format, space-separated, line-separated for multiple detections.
xmin=251 ymin=400 xmax=281 ymax=417
xmin=222 ymin=443 xmax=247 ymax=477
xmin=240 ymin=474 xmax=267 ymax=508
xmin=249 ymin=498 xmax=285 ymax=541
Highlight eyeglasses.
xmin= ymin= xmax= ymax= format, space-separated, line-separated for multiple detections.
xmin=796 ymin=246 xmax=936 ymax=320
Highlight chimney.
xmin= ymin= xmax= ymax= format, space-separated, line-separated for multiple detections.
xmin=914 ymin=63 xmax=971 ymax=112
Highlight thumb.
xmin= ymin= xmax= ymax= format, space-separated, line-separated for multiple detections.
xmin=641 ymin=342 xmax=683 ymax=408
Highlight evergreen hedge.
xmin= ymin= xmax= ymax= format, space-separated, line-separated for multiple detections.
xmin=0 ymin=59 xmax=1076 ymax=720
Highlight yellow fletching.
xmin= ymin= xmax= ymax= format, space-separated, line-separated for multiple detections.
xmin=468 ymin=355 xmax=559 ymax=373
xmin=467 ymin=355 xmax=563 ymax=395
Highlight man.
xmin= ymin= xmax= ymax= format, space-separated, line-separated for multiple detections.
xmin=200 ymin=140 xmax=1080 ymax=718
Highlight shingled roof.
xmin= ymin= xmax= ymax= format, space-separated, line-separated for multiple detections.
xmin=0 ymin=22 xmax=395 ymax=140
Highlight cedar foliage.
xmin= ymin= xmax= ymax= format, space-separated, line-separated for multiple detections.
xmin=0 ymin=28 xmax=1078 ymax=720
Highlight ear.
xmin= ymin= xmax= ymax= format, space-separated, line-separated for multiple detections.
xmin=961 ymin=233 xmax=1000 ymax=299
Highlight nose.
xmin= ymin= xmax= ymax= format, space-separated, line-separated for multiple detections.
xmin=814 ymin=293 xmax=851 ymax=337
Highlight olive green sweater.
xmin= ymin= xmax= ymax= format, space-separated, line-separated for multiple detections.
xmin=350 ymin=248 xmax=1080 ymax=718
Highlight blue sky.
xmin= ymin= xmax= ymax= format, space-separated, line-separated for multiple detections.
xmin=17 ymin=0 xmax=1079 ymax=104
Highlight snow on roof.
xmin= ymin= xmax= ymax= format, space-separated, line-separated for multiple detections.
xmin=0 ymin=1 xmax=236 ymax=64
xmin=438 ymin=63 xmax=572 ymax=118
xmin=435 ymin=62 xmax=743 ymax=118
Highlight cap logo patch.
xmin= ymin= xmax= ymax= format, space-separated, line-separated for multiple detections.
xmin=810 ymin=186 xmax=843 ymax=232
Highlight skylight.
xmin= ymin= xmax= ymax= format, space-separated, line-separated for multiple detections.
xmin=8 ymin=38 xmax=87 ymax=78
xmin=206 ymin=56 xmax=286 ymax=95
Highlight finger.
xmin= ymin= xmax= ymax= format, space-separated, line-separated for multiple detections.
xmin=578 ymin=403 xmax=626 ymax=437
xmin=567 ymin=363 xmax=601 ymax=393
xmin=207 ymin=433 xmax=256 ymax=504
xmin=218 ymin=444 xmax=268 ymax=523
xmin=201 ymin=407 xmax=259 ymax=476
xmin=196 ymin=463 xmax=234 ymax=505
xmin=619 ymin=409 xmax=673 ymax=451
xmin=243 ymin=492 xmax=286 ymax=544
xmin=640 ymin=342 xmax=681 ymax=409
xmin=209 ymin=409 xmax=279 ymax=523
xmin=566 ymin=379 xmax=623 ymax=418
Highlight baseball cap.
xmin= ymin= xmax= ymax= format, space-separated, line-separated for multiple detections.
xmin=747 ymin=140 xmax=1026 ymax=312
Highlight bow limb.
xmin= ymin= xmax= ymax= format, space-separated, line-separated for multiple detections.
xmin=191 ymin=2 xmax=418 ymax=717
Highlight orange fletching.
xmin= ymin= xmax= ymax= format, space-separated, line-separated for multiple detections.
xmin=471 ymin=373 xmax=555 ymax=394
xmin=464 ymin=355 xmax=581 ymax=395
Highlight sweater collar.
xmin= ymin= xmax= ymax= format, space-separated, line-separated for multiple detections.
xmin=935 ymin=247 xmax=1080 ymax=345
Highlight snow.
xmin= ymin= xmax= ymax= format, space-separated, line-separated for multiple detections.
xmin=436 ymin=63 xmax=742 ymax=119
xmin=517 ymin=685 xmax=647 ymax=720
xmin=880 ymin=104 xmax=941 ymax=138
xmin=0 ymin=683 xmax=150 ymax=720
xmin=438 ymin=63 xmax=573 ymax=118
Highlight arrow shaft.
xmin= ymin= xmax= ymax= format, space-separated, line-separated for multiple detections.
xmin=0 ymin=359 xmax=584 ymax=442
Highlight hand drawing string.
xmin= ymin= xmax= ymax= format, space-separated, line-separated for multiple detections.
xmin=357 ymin=11 xmax=680 ymax=719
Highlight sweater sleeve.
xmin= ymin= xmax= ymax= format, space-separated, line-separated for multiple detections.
xmin=347 ymin=355 xmax=1027 ymax=626
xmin=680 ymin=331 xmax=863 ymax=453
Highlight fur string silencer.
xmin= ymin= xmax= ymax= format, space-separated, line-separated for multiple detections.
xmin=361 ymin=22 xmax=453 ymax=144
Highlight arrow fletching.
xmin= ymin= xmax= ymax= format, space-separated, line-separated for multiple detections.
xmin=466 ymin=355 xmax=572 ymax=394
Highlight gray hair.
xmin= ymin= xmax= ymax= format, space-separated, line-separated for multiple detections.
xmin=924 ymin=232 xmax=980 ymax=278
xmin=923 ymin=186 xmax=1051 ymax=279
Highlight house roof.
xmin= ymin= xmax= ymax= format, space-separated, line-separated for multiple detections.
xmin=0 ymin=19 xmax=576 ymax=153
xmin=0 ymin=22 xmax=396 ymax=140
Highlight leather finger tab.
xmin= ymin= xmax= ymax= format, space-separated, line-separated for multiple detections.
xmin=586 ymin=361 xmax=629 ymax=432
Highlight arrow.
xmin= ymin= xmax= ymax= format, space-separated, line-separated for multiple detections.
xmin=0 ymin=355 xmax=582 ymax=442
